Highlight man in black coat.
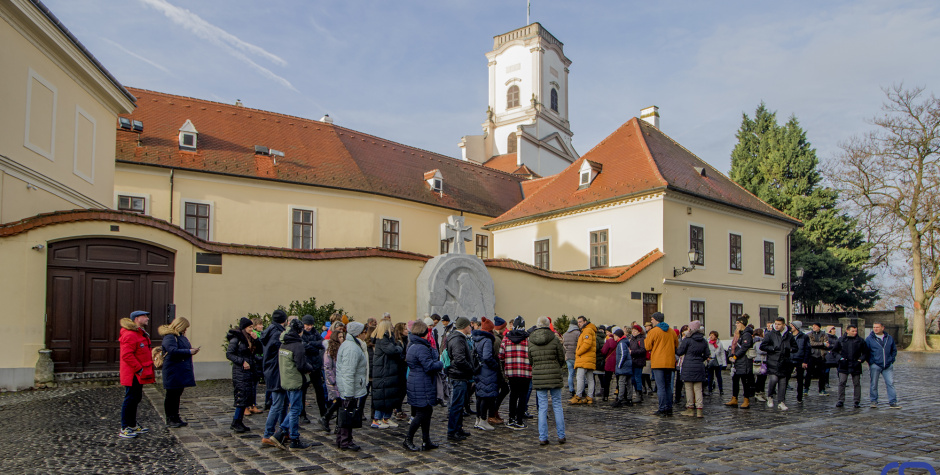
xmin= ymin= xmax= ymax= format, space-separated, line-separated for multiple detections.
xmin=832 ymin=325 xmax=870 ymax=408
xmin=261 ymin=310 xmax=288 ymax=446
xmin=787 ymin=321 xmax=811 ymax=403
xmin=301 ymin=314 xmax=326 ymax=423
xmin=446 ymin=317 xmax=476 ymax=441
xmin=759 ymin=317 xmax=798 ymax=411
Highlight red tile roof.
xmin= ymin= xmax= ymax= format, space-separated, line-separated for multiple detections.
xmin=484 ymin=249 xmax=663 ymax=282
xmin=116 ymin=88 xmax=525 ymax=217
xmin=485 ymin=118 xmax=800 ymax=227
xmin=519 ymin=175 xmax=553 ymax=197
xmin=482 ymin=153 xmax=519 ymax=174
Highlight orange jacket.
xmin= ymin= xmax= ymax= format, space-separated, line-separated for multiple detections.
xmin=574 ymin=323 xmax=597 ymax=370
xmin=645 ymin=325 xmax=678 ymax=369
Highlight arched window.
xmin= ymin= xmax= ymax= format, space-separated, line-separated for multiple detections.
xmin=550 ymin=88 xmax=558 ymax=112
xmin=507 ymin=85 xmax=520 ymax=109
xmin=507 ymin=132 xmax=517 ymax=154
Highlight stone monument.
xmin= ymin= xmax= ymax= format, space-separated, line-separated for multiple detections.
xmin=416 ymin=216 xmax=495 ymax=321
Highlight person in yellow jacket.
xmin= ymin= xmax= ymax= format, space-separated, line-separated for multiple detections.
xmin=645 ymin=312 xmax=679 ymax=416
xmin=570 ymin=316 xmax=597 ymax=405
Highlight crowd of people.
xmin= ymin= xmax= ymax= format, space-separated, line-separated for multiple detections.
xmin=114 ymin=308 xmax=901 ymax=451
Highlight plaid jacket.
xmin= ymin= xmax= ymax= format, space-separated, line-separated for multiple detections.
xmin=499 ymin=330 xmax=532 ymax=378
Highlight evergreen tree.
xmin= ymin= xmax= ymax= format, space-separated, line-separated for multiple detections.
xmin=730 ymin=104 xmax=877 ymax=315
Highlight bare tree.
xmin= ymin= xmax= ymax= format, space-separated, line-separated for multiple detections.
xmin=833 ymin=85 xmax=940 ymax=350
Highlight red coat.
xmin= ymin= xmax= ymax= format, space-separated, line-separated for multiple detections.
xmin=601 ymin=337 xmax=618 ymax=372
xmin=119 ymin=318 xmax=155 ymax=386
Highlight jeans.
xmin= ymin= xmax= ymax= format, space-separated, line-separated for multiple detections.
xmin=632 ymin=367 xmax=643 ymax=394
xmin=282 ymin=389 xmax=303 ymax=439
xmin=566 ymin=360 xmax=576 ymax=393
xmin=373 ymin=410 xmax=392 ymax=421
xmin=766 ymin=374 xmax=787 ymax=406
xmin=263 ymin=389 xmax=287 ymax=438
xmin=575 ymin=368 xmax=595 ymax=398
xmin=869 ymin=364 xmax=897 ymax=404
xmin=651 ymin=369 xmax=674 ymax=412
xmin=536 ymin=388 xmax=565 ymax=441
xmin=121 ymin=377 xmax=143 ymax=428
xmin=164 ymin=387 xmax=184 ymax=421
xmin=838 ymin=373 xmax=861 ymax=405
xmin=508 ymin=377 xmax=530 ymax=423
xmin=233 ymin=406 xmax=245 ymax=422
xmin=407 ymin=405 xmax=433 ymax=444
xmin=448 ymin=379 xmax=469 ymax=436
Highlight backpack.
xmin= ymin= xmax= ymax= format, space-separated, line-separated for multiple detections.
xmin=440 ymin=347 xmax=452 ymax=371
xmin=152 ymin=346 xmax=166 ymax=369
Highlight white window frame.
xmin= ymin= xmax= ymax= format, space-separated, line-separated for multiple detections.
xmin=288 ymin=206 xmax=317 ymax=250
xmin=115 ymin=192 xmax=150 ymax=215
xmin=690 ymin=298 xmax=706 ymax=323
xmin=727 ymin=230 xmax=743 ymax=274
xmin=24 ymin=68 xmax=57 ymax=161
xmin=179 ymin=132 xmax=197 ymax=151
xmin=763 ymin=238 xmax=776 ymax=277
xmin=688 ymin=221 xmax=706 ymax=269
xmin=181 ymin=199 xmax=214 ymax=241
xmin=380 ymin=216 xmax=402 ymax=250
xmin=72 ymin=105 xmax=96 ymax=184
xmin=533 ymin=236 xmax=551 ymax=270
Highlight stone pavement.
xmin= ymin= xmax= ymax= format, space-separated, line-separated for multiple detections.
xmin=2 ymin=352 xmax=938 ymax=474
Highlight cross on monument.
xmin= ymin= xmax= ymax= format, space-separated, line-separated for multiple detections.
xmin=440 ymin=215 xmax=473 ymax=255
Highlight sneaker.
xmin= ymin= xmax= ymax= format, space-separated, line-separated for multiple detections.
xmin=835 ymin=401 xmax=844 ymax=408
xmin=480 ymin=418 xmax=495 ymax=431
xmin=819 ymin=390 xmax=829 ymax=396
xmin=508 ymin=421 xmax=525 ymax=430
xmin=889 ymin=403 xmax=901 ymax=409
xmin=289 ymin=438 xmax=311 ymax=450
xmin=766 ymin=397 xmax=774 ymax=408
xmin=261 ymin=437 xmax=277 ymax=448
xmin=118 ymin=427 xmax=137 ymax=439
xmin=271 ymin=429 xmax=288 ymax=451
xmin=447 ymin=433 xmax=468 ymax=442
xmin=340 ymin=443 xmax=361 ymax=451
xmin=384 ymin=419 xmax=399 ymax=428
xmin=540 ymin=439 xmax=549 ymax=446
xmin=778 ymin=402 xmax=788 ymax=411
xmin=558 ymin=437 xmax=566 ymax=444
xmin=230 ymin=420 xmax=251 ymax=433
xmin=371 ymin=421 xmax=390 ymax=429
xmin=129 ymin=425 xmax=149 ymax=434
xmin=755 ymin=393 xmax=767 ymax=402
xmin=870 ymin=402 xmax=878 ymax=408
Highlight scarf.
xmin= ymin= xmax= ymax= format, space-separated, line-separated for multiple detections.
xmin=709 ymin=339 xmax=719 ymax=349
xmin=656 ymin=322 xmax=670 ymax=332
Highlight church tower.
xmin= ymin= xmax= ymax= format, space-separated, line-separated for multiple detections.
xmin=459 ymin=23 xmax=578 ymax=177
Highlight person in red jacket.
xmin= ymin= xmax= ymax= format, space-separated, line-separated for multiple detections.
xmin=119 ymin=310 xmax=156 ymax=439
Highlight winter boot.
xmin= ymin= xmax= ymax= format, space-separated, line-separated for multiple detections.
xmin=724 ymin=397 xmax=738 ymax=407
xmin=739 ymin=398 xmax=750 ymax=409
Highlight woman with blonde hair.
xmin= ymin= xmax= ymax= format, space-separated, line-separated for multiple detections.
xmin=371 ymin=320 xmax=404 ymax=428
xmin=160 ymin=317 xmax=200 ymax=428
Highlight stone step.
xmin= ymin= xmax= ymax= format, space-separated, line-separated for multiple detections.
xmin=52 ymin=371 xmax=122 ymax=388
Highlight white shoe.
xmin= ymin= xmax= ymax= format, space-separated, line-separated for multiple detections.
xmin=479 ymin=419 xmax=495 ymax=431
xmin=755 ymin=393 xmax=767 ymax=402
xmin=766 ymin=397 xmax=773 ymax=408
xmin=474 ymin=417 xmax=484 ymax=430
xmin=384 ymin=419 xmax=398 ymax=428
xmin=778 ymin=402 xmax=788 ymax=411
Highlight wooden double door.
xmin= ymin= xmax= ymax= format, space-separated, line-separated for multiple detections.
xmin=46 ymin=238 xmax=175 ymax=373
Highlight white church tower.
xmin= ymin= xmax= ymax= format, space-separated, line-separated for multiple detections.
xmin=459 ymin=23 xmax=578 ymax=177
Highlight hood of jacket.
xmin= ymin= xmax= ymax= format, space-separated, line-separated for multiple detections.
xmin=158 ymin=324 xmax=178 ymax=336
xmin=528 ymin=327 xmax=556 ymax=346
xmin=471 ymin=329 xmax=494 ymax=343
xmin=226 ymin=328 xmax=247 ymax=341
xmin=688 ymin=332 xmax=705 ymax=343
xmin=656 ymin=322 xmax=670 ymax=332
xmin=281 ymin=329 xmax=303 ymax=345
xmin=581 ymin=322 xmax=597 ymax=336
xmin=120 ymin=318 xmax=139 ymax=331
xmin=565 ymin=325 xmax=579 ymax=334
xmin=408 ymin=332 xmax=431 ymax=348
xmin=506 ymin=328 xmax=529 ymax=344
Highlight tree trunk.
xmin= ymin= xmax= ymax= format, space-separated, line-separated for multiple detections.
xmin=908 ymin=230 xmax=930 ymax=351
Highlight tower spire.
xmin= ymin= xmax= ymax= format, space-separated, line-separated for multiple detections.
xmin=527 ymin=0 xmax=530 ymax=24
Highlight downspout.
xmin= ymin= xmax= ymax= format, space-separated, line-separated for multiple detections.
xmin=169 ymin=168 xmax=175 ymax=224
xmin=786 ymin=228 xmax=794 ymax=321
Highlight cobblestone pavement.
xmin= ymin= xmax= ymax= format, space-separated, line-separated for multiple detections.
xmin=2 ymin=352 xmax=938 ymax=474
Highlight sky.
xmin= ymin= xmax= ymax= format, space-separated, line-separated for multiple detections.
xmin=44 ymin=0 xmax=940 ymax=176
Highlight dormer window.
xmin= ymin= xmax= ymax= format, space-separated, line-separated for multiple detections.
xmin=178 ymin=119 xmax=198 ymax=151
xmin=424 ymin=169 xmax=443 ymax=192
xmin=578 ymin=159 xmax=602 ymax=189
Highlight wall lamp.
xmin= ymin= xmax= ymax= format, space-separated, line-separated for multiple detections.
xmin=31 ymin=244 xmax=45 ymax=251
xmin=673 ymin=248 xmax=701 ymax=277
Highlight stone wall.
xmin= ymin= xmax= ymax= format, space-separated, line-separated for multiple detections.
xmin=795 ymin=306 xmax=905 ymax=344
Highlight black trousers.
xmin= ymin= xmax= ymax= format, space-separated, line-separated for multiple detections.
xmin=407 ymin=405 xmax=433 ymax=444
xmin=787 ymin=366 xmax=806 ymax=401
xmin=507 ymin=377 xmax=529 ymax=423
xmin=164 ymin=387 xmax=184 ymax=421
xmin=336 ymin=396 xmax=364 ymax=449
xmin=476 ymin=396 xmax=495 ymax=418
xmin=731 ymin=373 xmax=755 ymax=398
xmin=492 ymin=375 xmax=509 ymax=417
xmin=804 ymin=357 xmax=826 ymax=393
xmin=600 ymin=371 xmax=613 ymax=399
xmin=301 ymin=370 xmax=327 ymax=418
xmin=121 ymin=378 xmax=143 ymax=428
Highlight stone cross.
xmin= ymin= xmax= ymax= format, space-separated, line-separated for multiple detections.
xmin=440 ymin=215 xmax=473 ymax=255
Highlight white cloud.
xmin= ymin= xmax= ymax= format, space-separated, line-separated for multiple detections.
xmin=137 ymin=0 xmax=296 ymax=91
xmin=99 ymin=37 xmax=173 ymax=75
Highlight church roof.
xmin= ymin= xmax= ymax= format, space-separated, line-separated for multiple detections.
xmin=116 ymin=88 xmax=526 ymax=217
xmin=482 ymin=153 xmax=518 ymax=173
xmin=485 ymin=118 xmax=800 ymax=228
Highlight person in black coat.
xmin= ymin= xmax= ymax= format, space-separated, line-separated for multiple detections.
xmin=261 ymin=310 xmax=289 ymax=443
xmin=831 ymin=325 xmax=870 ymax=408
xmin=726 ymin=317 xmax=755 ymax=408
xmin=160 ymin=317 xmax=199 ymax=428
xmin=403 ymin=321 xmax=443 ymax=451
xmin=227 ymin=317 xmax=261 ymax=433
xmin=300 ymin=315 xmax=326 ymax=423
xmin=370 ymin=320 xmax=404 ymax=428
xmin=787 ymin=321 xmax=811 ymax=403
xmin=445 ymin=317 xmax=476 ymax=441
xmin=675 ymin=321 xmax=708 ymax=417
xmin=759 ymin=317 xmax=798 ymax=411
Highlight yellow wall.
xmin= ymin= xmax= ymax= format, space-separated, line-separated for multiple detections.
xmin=114 ymin=164 xmax=495 ymax=257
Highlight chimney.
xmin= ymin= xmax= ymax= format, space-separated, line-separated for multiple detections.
xmin=640 ymin=105 xmax=660 ymax=129
xmin=320 ymin=114 xmax=334 ymax=124
xmin=235 ymin=99 xmax=243 ymax=107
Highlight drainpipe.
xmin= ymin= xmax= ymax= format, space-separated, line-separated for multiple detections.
xmin=169 ymin=168 xmax=175 ymax=224
xmin=786 ymin=228 xmax=794 ymax=321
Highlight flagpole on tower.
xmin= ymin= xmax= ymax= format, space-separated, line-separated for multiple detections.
xmin=527 ymin=0 xmax=530 ymax=24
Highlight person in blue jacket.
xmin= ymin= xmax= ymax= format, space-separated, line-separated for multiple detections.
xmin=403 ymin=320 xmax=443 ymax=451
xmin=159 ymin=317 xmax=199 ymax=428
xmin=471 ymin=317 xmax=500 ymax=431
xmin=866 ymin=322 xmax=899 ymax=409
xmin=612 ymin=329 xmax=634 ymax=408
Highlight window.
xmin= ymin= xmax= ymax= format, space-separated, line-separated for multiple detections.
xmin=507 ymin=85 xmax=520 ymax=109
xmin=590 ymin=230 xmax=608 ymax=269
xmin=730 ymin=303 xmax=743 ymax=335
xmin=534 ymin=239 xmax=550 ymax=270
xmin=580 ymin=171 xmax=590 ymax=186
xmin=729 ymin=233 xmax=742 ymax=271
xmin=691 ymin=300 xmax=705 ymax=321
xmin=507 ymin=132 xmax=517 ymax=154
xmin=440 ymin=239 xmax=450 ymax=254
xmin=476 ymin=234 xmax=489 ymax=259
xmin=550 ymin=88 xmax=558 ymax=112
xmin=690 ymin=225 xmax=705 ymax=266
xmin=382 ymin=219 xmax=400 ymax=250
xmin=764 ymin=240 xmax=775 ymax=275
xmin=292 ymin=209 xmax=315 ymax=250
xmin=118 ymin=195 xmax=145 ymax=214
xmin=184 ymin=202 xmax=210 ymax=240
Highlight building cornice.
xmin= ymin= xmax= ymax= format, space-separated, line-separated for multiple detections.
xmin=0 ymin=153 xmax=107 ymax=210
xmin=485 ymin=189 xmax=665 ymax=231
xmin=663 ymin=278 xmax=788 ymax=296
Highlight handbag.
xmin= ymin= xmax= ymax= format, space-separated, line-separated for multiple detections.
xmin=758 ymin=363 xmax=768 ymax=375
xmin=338 ymin=398 xmax=362 ymax=429
xmin=152 ymin=347 xmax=166 ymax=369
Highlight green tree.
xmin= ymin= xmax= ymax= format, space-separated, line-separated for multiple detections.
xmin=730 ymin=104 xmax=878 ymax=316
xmin=554 ymin=314 xmax=571 ymax=334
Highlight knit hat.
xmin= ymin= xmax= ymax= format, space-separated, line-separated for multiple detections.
xmin=688 ymin=320 xmax=703 ymax=334
xmin=791 ymin=320 xmax=803 ymax=331
xmin=736 ymin=314 xmax=749 ymax=325
xmin=289 ymin=319 xmax=304 ymax=334
xmin=442 ymin=315 xmax=451 ymax=322
xmin=239 ymin=317 xmax=253 ymax=330
xmin=481 ymin=317 xmax=495 ymax=332
xmin=302 ymin=314 xmax=316 ymax=326
xmin=651 ymin=312 xmax=664 ymax=323
xmin=470 ymin=316 xmax=479 ymax=324
xmin=346 ymin=321 xmax=365 ymax=337
xmin=272 ymin=309 xmax=288 ymax=324
xmin=512 ymin=316 xmax=525 ymax=329
xmin=411 ymin=320 xmax=428 ymax=337
xmin=424 ymin=317 xmax=435 ymax=327
xmin=633 ymin=324 xmax=644 ymax=334
xmin=614 ymin=329 xmax=625 ymax=338
xmin=341 ymin=314 xmax=349 ymax=325
xmin=406 ymin=320 xmax=415 ymax=331
xmin=493 ymin=316 xmax=507 ymax=331
xmin=454 ymin=317 xmax=471 ymax=330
